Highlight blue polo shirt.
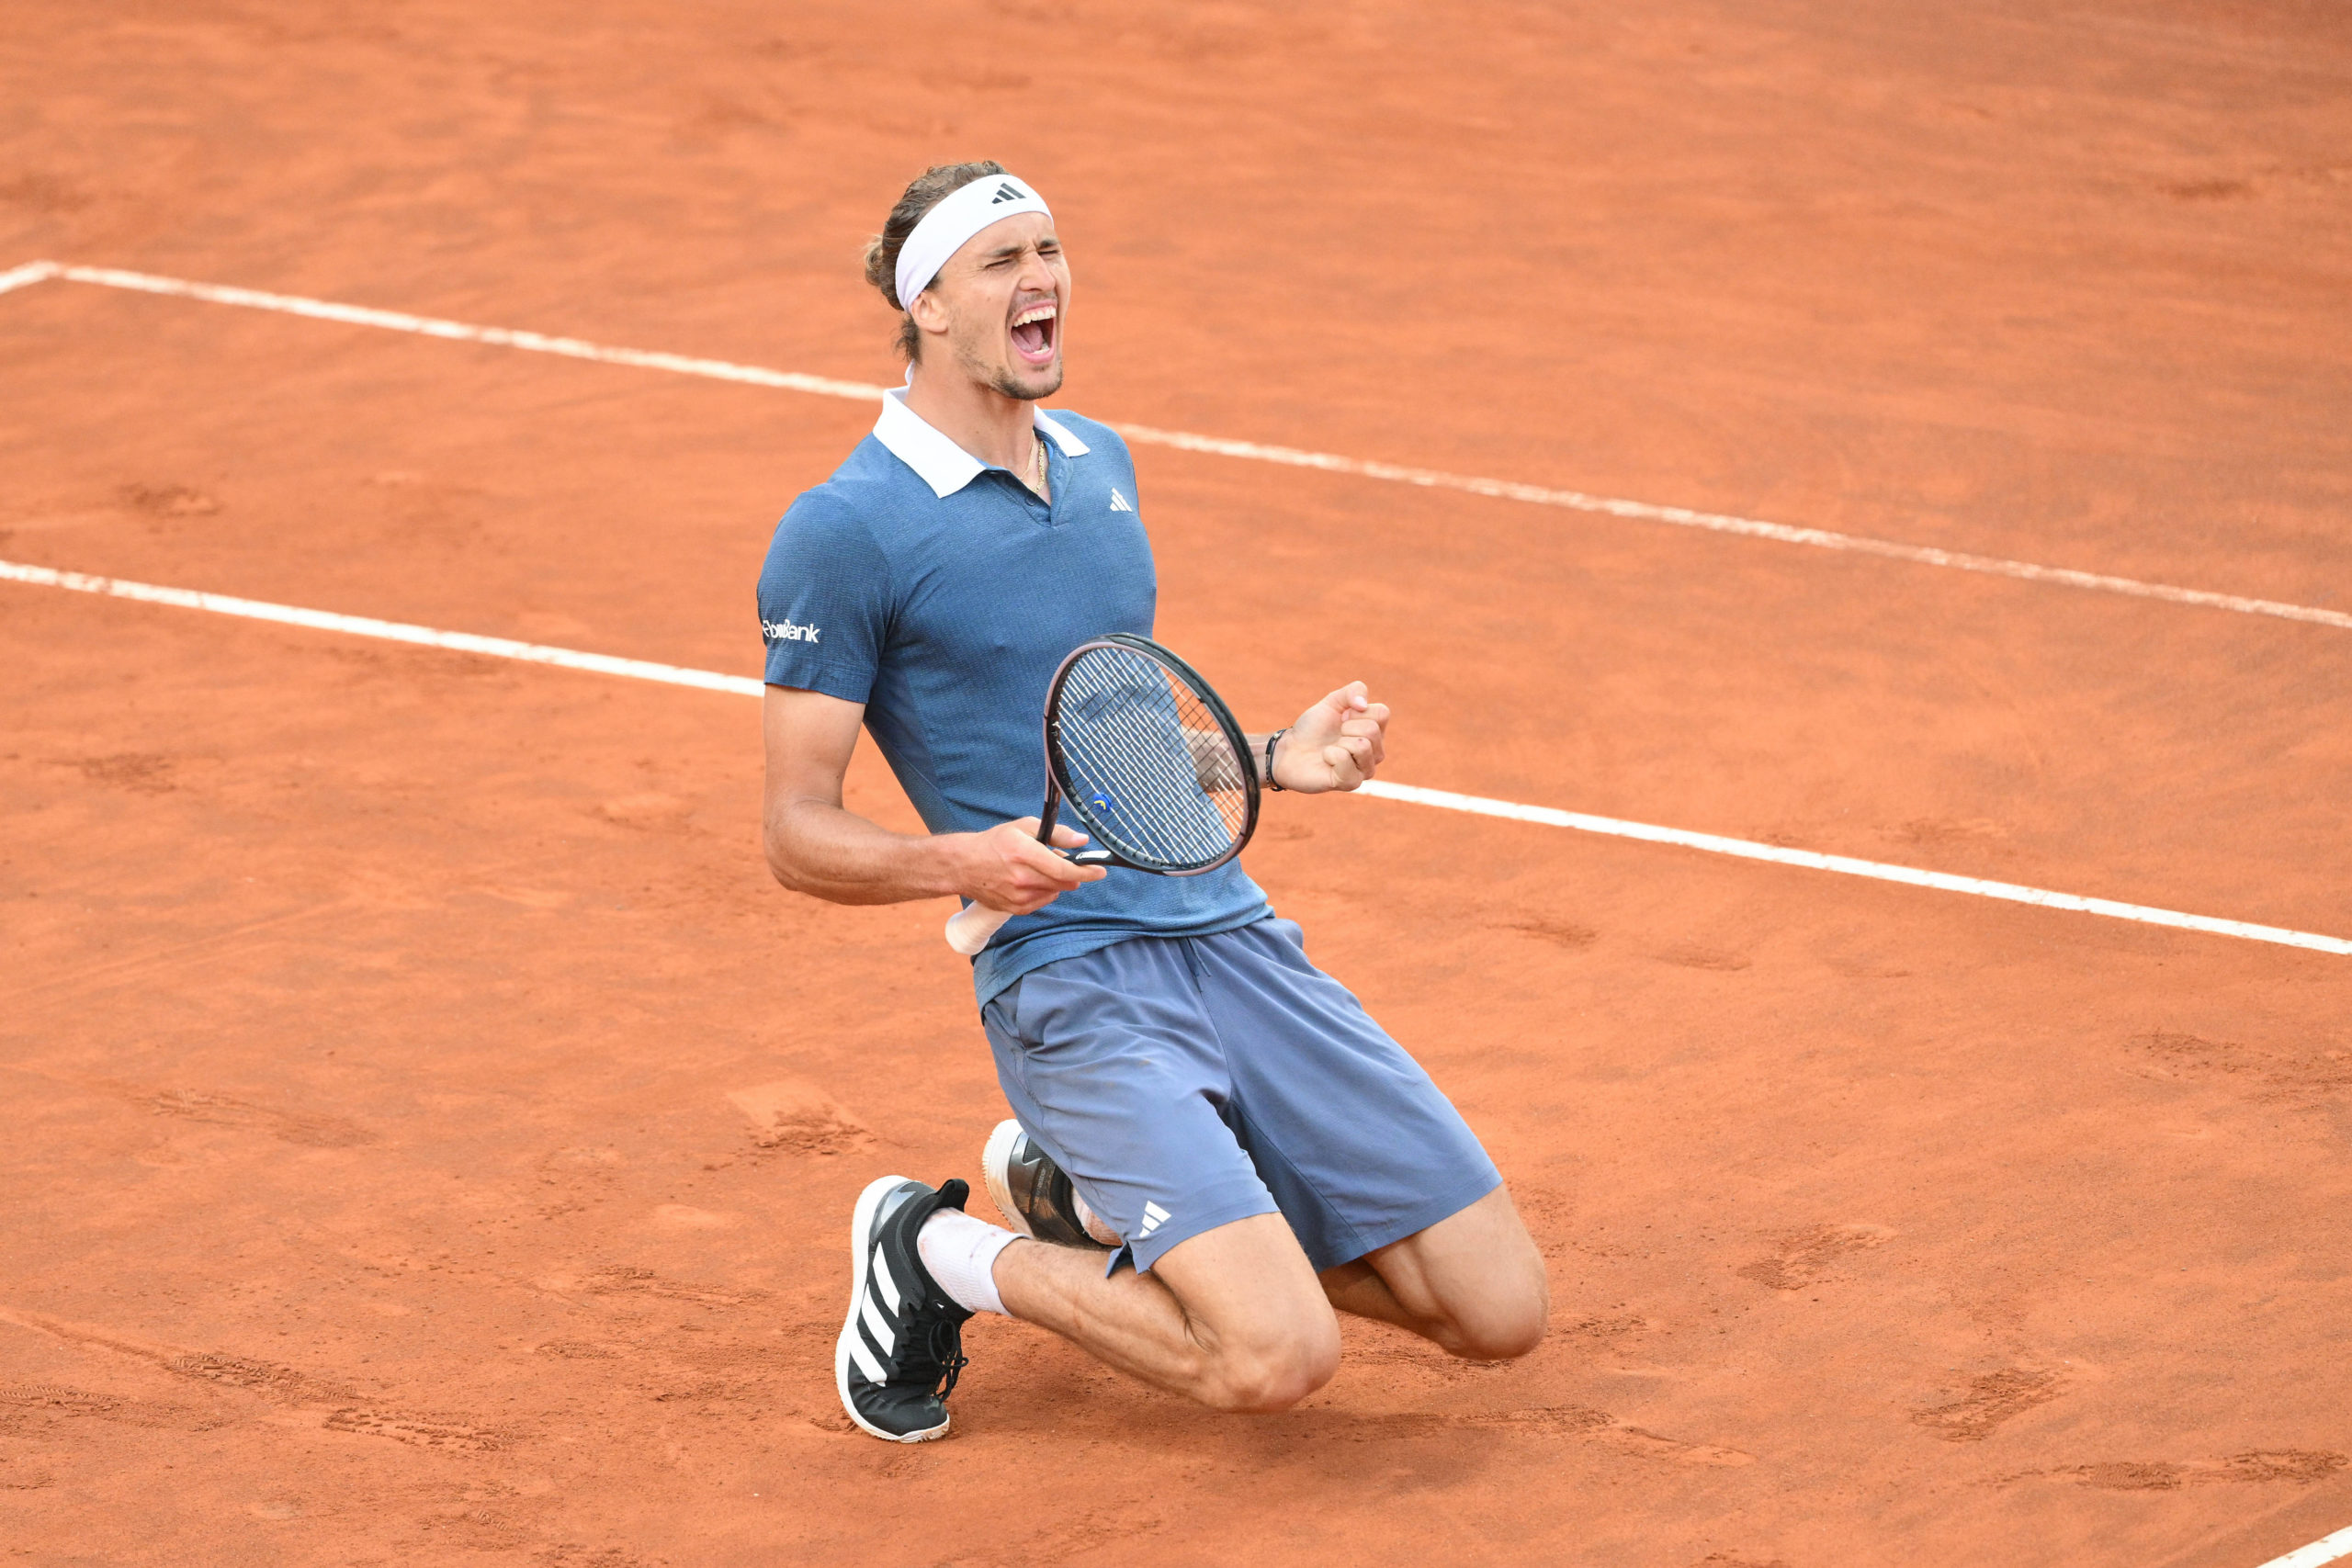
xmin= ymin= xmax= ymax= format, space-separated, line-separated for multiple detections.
xmin=757 ymin=389 xmax=1272 ymax=1004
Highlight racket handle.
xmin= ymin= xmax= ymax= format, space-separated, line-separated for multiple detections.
xmin=944 ymin=903 xmax=1015 ymax=957
xmin=944 ymin=849 xmax=1113 ymax=956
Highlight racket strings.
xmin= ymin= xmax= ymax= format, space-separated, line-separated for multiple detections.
xmin=1052 ymin=646 xmax=1249 ymax=871
xmin=1057 ymin=665 xmax=1230 ymax=862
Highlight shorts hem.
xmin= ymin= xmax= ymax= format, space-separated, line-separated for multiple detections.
xmin=1310 ymin=1168 xmax=1504 ymax=1274
xmin=1124 ymin=1190 xmax=1283 ymax=1277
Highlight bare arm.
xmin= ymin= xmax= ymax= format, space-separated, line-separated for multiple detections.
xmin=761 ymin=684 xmax=1105 ymax=911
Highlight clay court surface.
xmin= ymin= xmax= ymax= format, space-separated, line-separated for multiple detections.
xmin=5 ymin=2 xmax=2351 ymax=1563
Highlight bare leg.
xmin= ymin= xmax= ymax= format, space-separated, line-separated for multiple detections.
xmin=1317 ymin=1185 xmax=1549 ymax=1360
xmin=992 ymin=1211 xmax=1340 ymax=1413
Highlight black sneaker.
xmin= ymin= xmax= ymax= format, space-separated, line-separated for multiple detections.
xmin=980 ymin=1119 xmax=1115 ymax=1249
xmin=835 ymin=1175 xmax=975 ymax=1443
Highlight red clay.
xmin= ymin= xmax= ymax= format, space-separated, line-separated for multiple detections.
xmin=4 ymin=3 xmax=2350 ymax=1565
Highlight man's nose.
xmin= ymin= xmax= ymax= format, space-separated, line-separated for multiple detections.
xmin=1014 ymin=252 xmax=1057 ymax=295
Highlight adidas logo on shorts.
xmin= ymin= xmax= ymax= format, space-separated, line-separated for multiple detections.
xmin=1138 ymin=1201 xmax=1171 ymax=1237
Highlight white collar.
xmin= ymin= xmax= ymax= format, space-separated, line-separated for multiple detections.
xmin=872 ymin=387 xmax=1090 ymax=499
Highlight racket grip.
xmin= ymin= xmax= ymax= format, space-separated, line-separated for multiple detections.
xmin=944 ymin=903 xmax=1015 ymax=957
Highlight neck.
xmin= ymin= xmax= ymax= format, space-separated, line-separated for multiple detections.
xmin=901 ymin=361 xmax=1039 ymax=473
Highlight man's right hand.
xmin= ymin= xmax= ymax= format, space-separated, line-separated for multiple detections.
xmin=956 ymin=818 xmax=1108 ymax=915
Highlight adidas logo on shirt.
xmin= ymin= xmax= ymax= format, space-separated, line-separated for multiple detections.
xmin=1107 ymin=488 xmax=1134 ymax=513
xmin=1138 ymin=1201 xmax=1171 ymax=1237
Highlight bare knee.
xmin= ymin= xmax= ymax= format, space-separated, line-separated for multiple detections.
xmin=1198 ymin=1319 xmax=1340 ymax=1414
xmin=1448 ymin=1297 xmax=1547 ymax=1362
xmin=1439 ymin=1267 xmax=1551 ymax=1362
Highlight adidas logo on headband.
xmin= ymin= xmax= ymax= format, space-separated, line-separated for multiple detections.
xmin=989 ymin=181 xmax=1028 ymax=204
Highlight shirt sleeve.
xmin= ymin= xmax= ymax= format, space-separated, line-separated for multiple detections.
xmin=754 ymin=492 xmax=890 ymax=704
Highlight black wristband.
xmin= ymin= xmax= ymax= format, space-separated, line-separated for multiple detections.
xmin=1263 ymin=728 xmax=1289 ymax=791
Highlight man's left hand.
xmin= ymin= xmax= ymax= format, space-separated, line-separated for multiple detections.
xmin=1272 ymin=682 xmax=1390 ymax=794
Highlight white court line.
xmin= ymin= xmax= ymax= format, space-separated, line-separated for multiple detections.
xmin=6 ymin=556 xmax=2346 ymax=958
xmin=0 ymin=559 xmax=761 ymax=698
xmin=46 ymin=262 xmax=885 ymax=401
xmin=1352 ymin=781 xmax=2351 ymax=955
xmin=7 ymin=258 xmax=2348 ymax=636
xmin=0 ymin=259 xmax=62 ymax=295
xmin=2260 ymin=1525 xmax=2352 ymax=1568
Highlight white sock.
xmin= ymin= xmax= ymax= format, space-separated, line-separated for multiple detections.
xmin=917 ymin=1207 xmax=1020 ymax=1316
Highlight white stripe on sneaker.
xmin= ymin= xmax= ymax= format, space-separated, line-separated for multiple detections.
xmin=873 ymin=1244 xmax=900 ymax=1312
xmin=860 ymin=1280 xmax=896 ymax=1356
xmin=847 ymin=1325 xmax=888 ymax=1386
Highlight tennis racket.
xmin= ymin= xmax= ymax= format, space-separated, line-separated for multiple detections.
xmin=944 ymin=633 xmax=1260 ymax=957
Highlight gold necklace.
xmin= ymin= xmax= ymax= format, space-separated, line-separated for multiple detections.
xmin=1029 ymin=434 xmax=1048 ymax=497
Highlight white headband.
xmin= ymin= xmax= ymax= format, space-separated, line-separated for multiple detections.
xmin=893 ymin=173 xmax=1052 ymax=311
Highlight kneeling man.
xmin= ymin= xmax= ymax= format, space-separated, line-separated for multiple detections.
xmin=758 ymin=162 xmax=1549 ymax=1441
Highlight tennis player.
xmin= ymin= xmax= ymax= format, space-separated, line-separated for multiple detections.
xmin=758 ymin=163 xmax=1547 ymax=1442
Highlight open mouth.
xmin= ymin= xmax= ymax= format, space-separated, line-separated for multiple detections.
xmin=1009 ymin=301 xmax=1057 ymax=365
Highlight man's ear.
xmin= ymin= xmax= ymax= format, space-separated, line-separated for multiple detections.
xmin=908 ymin=287 xmax=951 ymax=339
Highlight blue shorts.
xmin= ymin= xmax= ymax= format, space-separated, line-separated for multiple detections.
xmin=978 ymin=918 xmax=1501 ymax=1274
